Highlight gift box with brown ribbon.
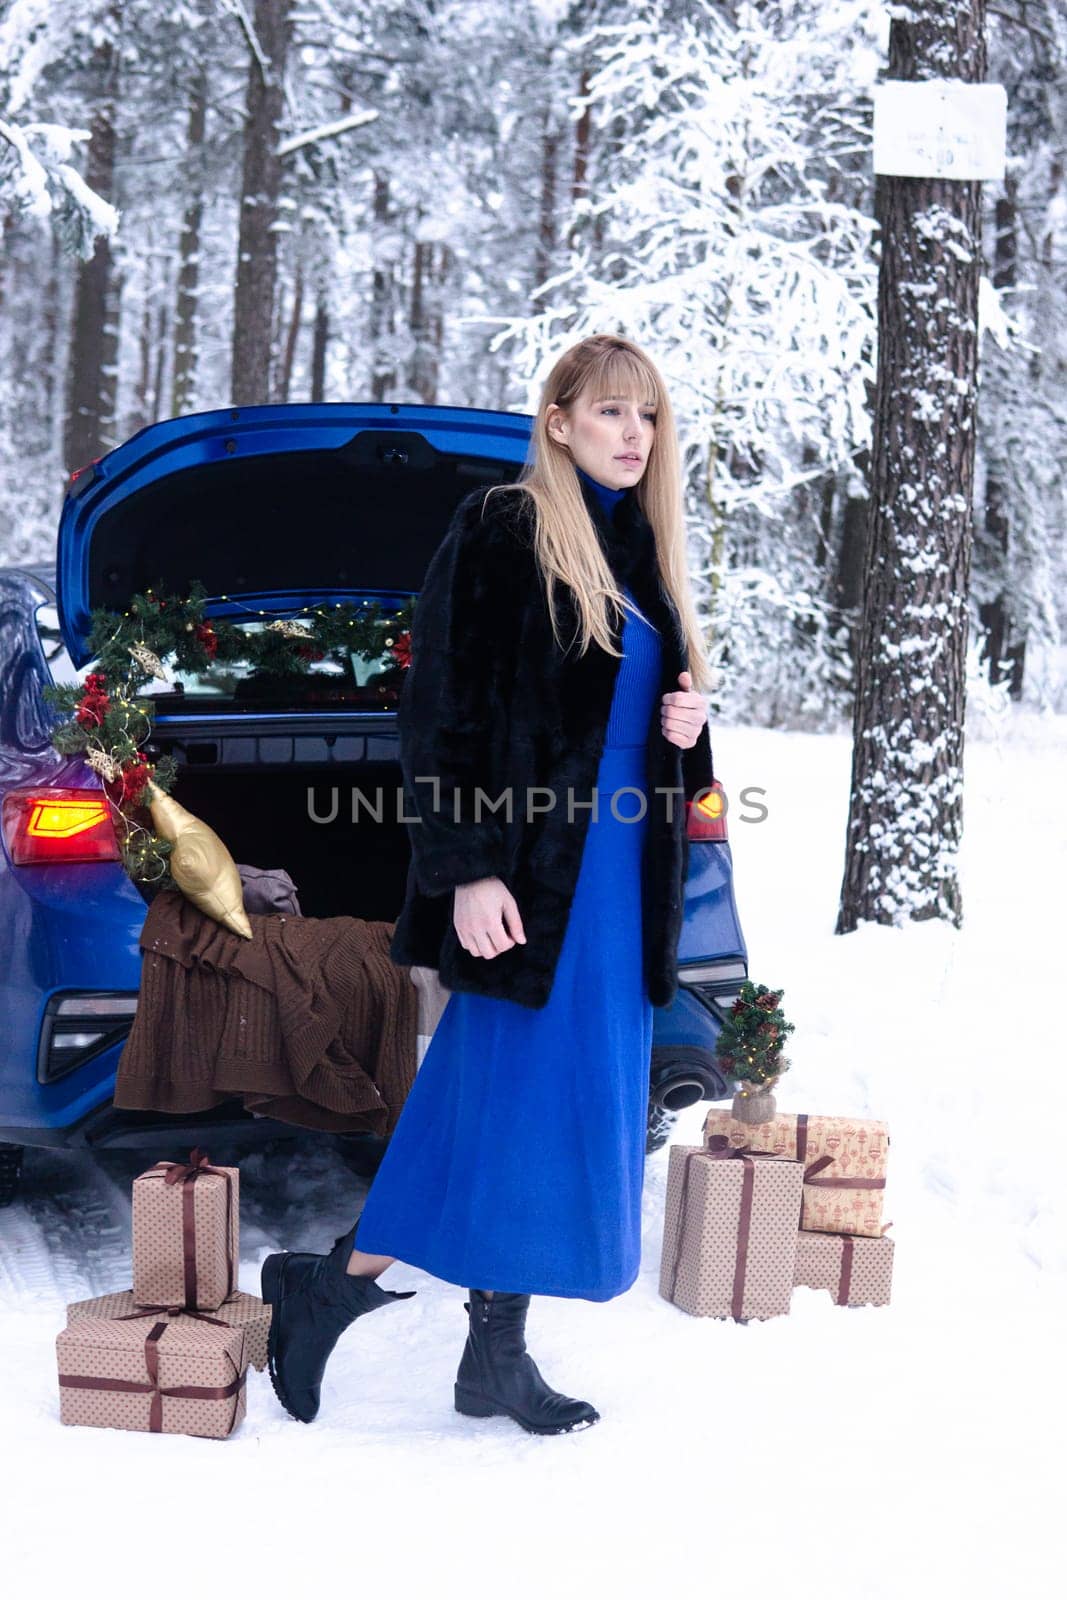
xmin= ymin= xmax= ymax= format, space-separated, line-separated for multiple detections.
xmin=703 ymin=1110 xmax=889 ymax=1239
xmin=131 ymin=1147 xmax=239 ymax=1312
xmin=659 ymin=1138 xmax=804 ymax=1320
xmin=794 ymin=1229 xmax=895 ymax=1308
xmin=56 ymin=1307 xmax=248 ymax=1439
xmin=66 ymin=1287 xmax=271 ymax=1372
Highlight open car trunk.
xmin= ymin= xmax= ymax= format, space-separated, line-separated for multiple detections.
xmin=54 ymin=403 xmax=532 ymax=918
xmin=143 ymin=718 xmax=409 ymax=922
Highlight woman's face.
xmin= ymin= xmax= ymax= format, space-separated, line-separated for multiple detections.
xmin=546 ymin=385 xmax=657 ymax=490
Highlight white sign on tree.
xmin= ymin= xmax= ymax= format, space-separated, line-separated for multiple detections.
xmin=872 ymin=79 xmax=1007 ymax=181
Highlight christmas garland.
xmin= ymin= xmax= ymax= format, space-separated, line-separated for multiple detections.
xmin=42 ymin=579 xmax=415 ymax=885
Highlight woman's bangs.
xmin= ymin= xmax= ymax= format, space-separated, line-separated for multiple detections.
xmin=588 ymin=349 xmax=659 ymax=409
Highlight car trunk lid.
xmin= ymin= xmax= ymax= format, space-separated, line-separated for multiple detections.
xmin=57 ymin=402 xmax=529 ymax=671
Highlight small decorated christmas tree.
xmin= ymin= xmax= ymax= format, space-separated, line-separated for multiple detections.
xmin=715 ymin=980 xmax=795 ymax=1124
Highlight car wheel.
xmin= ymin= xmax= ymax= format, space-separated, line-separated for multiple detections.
xmin=646 ymin=1102 xmax=679 ymax=1155
xmin=0 ymin=1143 xmax=25 ymax=1207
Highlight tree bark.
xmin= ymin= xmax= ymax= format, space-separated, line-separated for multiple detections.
xmin=62 ymin=4 xmax=122 ymax=475
xmin=130 ymin=249 xmax=154 ymax=433
xmin=278 ymin=264 xmax=303 ymax=401
xmin=310 ymin=296 xmax=328 ymax=402
xmin=230 ymin=0 xmax=293 ymax=405
xmin=978 ymin=175 xmax=1024 ymax=696
xmin=535 ymin=107 xmax=561 ymax=293
xmin=369 ymin=171 xmax=396 ymax=403
xmin=832 ymin=446 xmax=871 ymax=657
xmin=837 ymin=2 xmax=987 ymax=934
xmin=152 ymin=295 xmax=168 ymax=422
xmin=172 ymin=71 xmax=207 ymax=417
xmin=409 ymin=234 xmax=437 ymax=403
xmin=572 ymin=65 xmax=592 ymax=211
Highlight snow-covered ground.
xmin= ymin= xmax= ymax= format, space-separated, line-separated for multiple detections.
xmin=2 ymin=710 xmax=1063 ymax=1597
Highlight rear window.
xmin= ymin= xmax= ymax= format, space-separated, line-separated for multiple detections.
xmin=34 ymin=604 xmax=403 ymax=710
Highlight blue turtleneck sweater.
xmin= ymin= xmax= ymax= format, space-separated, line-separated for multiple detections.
xmin=576 ymin=463 xmax=627 ymax=518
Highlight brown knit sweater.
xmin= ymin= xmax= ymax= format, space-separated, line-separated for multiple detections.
xmin=113 ymin=888 xmax=418 ymax=1136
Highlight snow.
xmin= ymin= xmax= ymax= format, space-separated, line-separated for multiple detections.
xmin=1 ymin=707 xmax=1063 ymax=1596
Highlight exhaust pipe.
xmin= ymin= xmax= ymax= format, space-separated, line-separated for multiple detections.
xmin=649 ymin=1052 xmax=728 ymax=1112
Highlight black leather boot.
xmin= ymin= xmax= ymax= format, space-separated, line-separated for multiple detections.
xmin=261 ymin=1219 xmax=415 ymax=1423
xmin=454 ymin=1289 xmax=600 ymax=1435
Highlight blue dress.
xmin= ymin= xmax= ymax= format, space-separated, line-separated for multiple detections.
xmin=354 ymin=476 xmax=663 ymax=1301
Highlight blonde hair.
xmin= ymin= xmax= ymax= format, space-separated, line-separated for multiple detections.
xmin=484 ymin=333 xmax=713 ymax=695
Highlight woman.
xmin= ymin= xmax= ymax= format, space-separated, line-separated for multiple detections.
xmin=261 ymin=334 xmax=715 ymax=1436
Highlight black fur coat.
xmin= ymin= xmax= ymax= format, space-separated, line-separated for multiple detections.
xmin=388 ymin=474 xmax=715 ymax=1008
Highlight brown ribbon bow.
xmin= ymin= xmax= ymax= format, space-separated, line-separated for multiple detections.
xmin=162 ymin=1147 xmax=214 ymax=1186
xmin=114 ymin=1305 xmax=231 ymax=1328
xmin=138 ymin=1147 xmax=237 ymax=1309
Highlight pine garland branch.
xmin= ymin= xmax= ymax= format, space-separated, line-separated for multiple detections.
xmin=42 ymin=579 xmax=416 ymax=885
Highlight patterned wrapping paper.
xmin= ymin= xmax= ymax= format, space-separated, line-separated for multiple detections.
xmin=659 ymin=1142 xmax=804 ymax=1320
xmin=66 ymin=1287 xmax=271 ymax=1372
xmin=131 ymin=1150 xmax=240 ymax=1312
xmin=703 ymin=1110 xmax=889 ymax=1239
xmin=794 ymin=1229 xmax=894 ymax=1308
xmin=56 ymin=1312 xmax=248 ymax=1439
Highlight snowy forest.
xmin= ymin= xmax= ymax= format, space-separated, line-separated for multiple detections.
xmin=0 ymin=0 xmax=1064 ymax=732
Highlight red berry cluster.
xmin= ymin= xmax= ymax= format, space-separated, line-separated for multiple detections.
xmin=195 ymin=620 xmax=218 ymax=660
xmin=75 ymin=671 xmax=111 ymax=729
xmin=118 ymin=751 xmax=152 ymax=807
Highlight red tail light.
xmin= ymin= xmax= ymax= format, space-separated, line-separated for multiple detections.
xmin=686 ymin=780 xmax=727 ymax=842
xmin=2 ymin=787 xmax=121 ymax=865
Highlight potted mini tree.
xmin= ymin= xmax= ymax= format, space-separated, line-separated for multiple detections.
xmin=715 ymin=980 xmax=795 ymax=1125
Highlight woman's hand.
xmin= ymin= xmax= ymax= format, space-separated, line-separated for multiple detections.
xmin=454 ymin=876 xmax=527 ymax=959
xmin=661 ymin=670 xmax=707 ymax=749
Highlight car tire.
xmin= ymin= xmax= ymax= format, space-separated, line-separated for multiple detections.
xmin=646 ymin=1102 xmax=679 ymax=1155
xmin=0 ymin=1143 xmax=25 ymax=1207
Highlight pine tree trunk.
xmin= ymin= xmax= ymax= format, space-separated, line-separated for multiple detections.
xmin=832 ymin=448 xmax=871 ymax=666
xmin=837 ymin=2 xmax=987 ymax=934
xmin=172 ymin=72 xmax=207 ymax=417
xmin=978 ymin=176 xmax=1023 ymax=697
xmin=62 ymin=5 xmax=122 ymax=476
xmin=130 ymin=257 xmax=154 ymax=434
xmin=534 ymin=109 xmax=560 ymax=293
xmin=310 ymin=296 xmax=328 ymax=402
xmin=572 ymin=65 xmax=591 ymax=208
xmin=430 ymin=243 xmax=450 ymax=379
xmin=409 ymin=234 xmax=437 ymax=403
xmin=231 ymin=0 xmax=293 ymax=406
xmin=43 ymin=230 xmax=65 ymax=466
xmin=278 ymin=265 xmax=303 ymax=402
xmin=152 ymin=296 xmax=169 ymax=422
xmin=369 ymin=172 xmax=396 ymax=403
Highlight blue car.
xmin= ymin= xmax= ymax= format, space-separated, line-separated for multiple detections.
xmin=0 ymin=403 xmax=748 ymax=1205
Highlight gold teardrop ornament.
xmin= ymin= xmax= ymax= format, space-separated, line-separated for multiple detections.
xmin=144 ymin=781 xmax=253 ymax=939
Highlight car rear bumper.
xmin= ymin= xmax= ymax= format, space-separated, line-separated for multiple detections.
xmin=0 ymin=1100 xmax=308 ymax=1152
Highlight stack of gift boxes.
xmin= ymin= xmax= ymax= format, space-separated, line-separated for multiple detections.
xmin=660 ymin=1110 xmax=894 ymax=1321
xmin=55 ymin=1148 xmax=271 ymax=1439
